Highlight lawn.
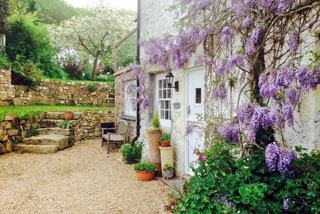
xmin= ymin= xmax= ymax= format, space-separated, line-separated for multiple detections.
xmin=0 ymin=105 xmax=115 ymax=121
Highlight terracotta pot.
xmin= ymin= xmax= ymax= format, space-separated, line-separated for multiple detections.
xmin=136 ymin=171 xmax=156 ymax=181
xmin=148 ymin=131 xmax=162 ymax=164
xmin=64 ymin=111 xmax=73 ymax=121
xmin=160 ymin=140 xmax=171 ymax=147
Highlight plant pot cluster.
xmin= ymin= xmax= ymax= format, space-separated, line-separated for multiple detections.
xmin=130 ymin=111 xmax=175 ymax=181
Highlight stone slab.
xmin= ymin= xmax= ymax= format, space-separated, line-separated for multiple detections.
xmin=14 ymin=144 xmax=58 ymax=154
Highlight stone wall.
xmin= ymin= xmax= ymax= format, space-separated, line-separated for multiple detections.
xmin=114 ymin=67 xmax=137 ymax=142
xmin=73 ymin=110 xmax=115 ymax=142
xmin=0 ymin=110 xmax=115 ymax=155
xmin=0 ymin=113 xmax=45 ymax=154
xmin=0 ymin=69 xmax=115 ymax=106
xmin=0 ymin=69 xmax=15 ymax=106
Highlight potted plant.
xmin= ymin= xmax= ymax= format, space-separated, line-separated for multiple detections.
xmin=134 ymin=161 xmax=157 ymax=181
xmin=59 ymin=121 xmax=73 ymax=129
xmin=119 ymin=141 xmax=143 ymax=164
xmin=159 ymin=133 xmax=171 ymax=147
xmin=64 ymin=110 xmax=73 ymax=121
xmin=147 ymin=110 xmax=163 ymax=166
xmin=163 ymin=164 xmax=174 ymax=179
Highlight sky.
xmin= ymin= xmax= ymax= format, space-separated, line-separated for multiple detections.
xmin=64 ymin=0 xmax=137 ymax=11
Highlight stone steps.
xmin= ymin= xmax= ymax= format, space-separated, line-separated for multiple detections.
xmin=14 ymin=144 xmax=58 ymax=154
xmin=23 ymin=134 xmax=70 ymax=150
xmin=13 ymin=112 xmax=77 ymax=154
xmin=38 ymin=128 xmax=72 ymax=136
xmin=45 ymin=112 xmax=66 ymax=120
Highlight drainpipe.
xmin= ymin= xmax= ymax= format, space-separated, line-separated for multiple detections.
xmin=132 ymin=0 xmax=141 ymax=146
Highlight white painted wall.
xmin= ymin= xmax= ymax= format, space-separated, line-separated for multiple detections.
xmin=139 ymin=0 xmax=320 ymax=176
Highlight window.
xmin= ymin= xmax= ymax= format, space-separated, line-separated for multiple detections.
xmin=158 ymin=78 xmax=172 ymax=121
xmin=195 ymin=88 xmax=202 ymax=104
xmin=124 ymin=81 xmax=136 ymax=117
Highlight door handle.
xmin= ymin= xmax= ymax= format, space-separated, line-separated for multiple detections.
xmin=187 ymin=106 xmax=191 ymax=115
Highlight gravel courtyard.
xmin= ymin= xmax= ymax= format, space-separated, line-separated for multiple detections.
xmin=0 ymin=139 xmax=173 ymax=214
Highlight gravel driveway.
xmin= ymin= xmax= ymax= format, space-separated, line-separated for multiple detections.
xmin=0 ymin=139 xmax=173 ymax=214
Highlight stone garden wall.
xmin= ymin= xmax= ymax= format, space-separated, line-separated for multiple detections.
xmin=0 ymin=70 xmax=15 ymax=106
xmin=0 ymin=69 xmax=115 ymax=106
xmin=73 ymin=110 xmax=115 ymax=142
xmin=0 ymin=110 xmax=115 ymax=155
xmin=0 ymin=113 xmax=45 ymax=154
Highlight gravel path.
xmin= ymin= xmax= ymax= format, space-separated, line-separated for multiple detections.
xmin=0 ymin=140 xmax=173 ymax=214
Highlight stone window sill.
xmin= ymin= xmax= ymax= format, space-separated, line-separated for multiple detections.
xmin=120 ymin=115 xmax=136 ymax=121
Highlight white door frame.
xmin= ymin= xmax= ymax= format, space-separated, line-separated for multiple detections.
xmin=184 ymin=66 xmax=205 ymax=176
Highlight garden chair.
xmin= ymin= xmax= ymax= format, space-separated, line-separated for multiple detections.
xmin=102 ymin=120 xmax=129 ymax=154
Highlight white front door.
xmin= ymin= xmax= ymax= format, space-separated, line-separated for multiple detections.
xmin=185 ymin=68 xmax=205 ymax=175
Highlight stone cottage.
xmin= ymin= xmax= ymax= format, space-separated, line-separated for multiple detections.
xmin=114 ymin=0 xmax=320 ymax=176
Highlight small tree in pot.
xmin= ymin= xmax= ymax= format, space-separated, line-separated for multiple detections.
xmin=134 ymin=161 xmax=157 ymax=181
xmin=148 ymin=110 xmax=163 ymax=166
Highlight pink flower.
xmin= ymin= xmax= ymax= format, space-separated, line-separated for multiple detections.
xmin=199 ymin=155 xmax=206 ymax=161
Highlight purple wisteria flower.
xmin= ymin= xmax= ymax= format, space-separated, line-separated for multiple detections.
xmin=186 ymin=125 xmax=195 ymax=135
xmin=283 ymin=197 xmax=290 ymax=211
xmin=214 ymin=83 xmax=227 ymax=100
xmin=217 ymin=125 xmax=240 ymax=143
xmin=265 ymin=143 xmax=296 ymax=174
xmin=265 ymin=143 xmax=280 ymax=172
xmin=288 ymin=31 xmax=299 ymax=53
xmin=242 ymin=17 xmax=253 ymax=28
xmin=221 ymin=27 xmax=233 ymax=44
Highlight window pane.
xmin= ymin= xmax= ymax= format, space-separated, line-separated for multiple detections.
xmin=159 ymin=80 xmax=162 ymax=89
xmin=161 ymin=101 xmax=164 ymax=110
xmin=161 ymin=110 xmax=165 ymax=119
xmin=167 ymin=89 xmax=171 ymax=99
xmin=196 ymin=88 xmax=202 ymax=104
xmin=159 ymin=90 xmax=162 ymax=99
xmin=163 ymin=79 xmax=167 ymax=89
xmin=168 ymin=110 xmax=171 ymax=120
xmin=163 ymin=89 xmax=167 ymax=99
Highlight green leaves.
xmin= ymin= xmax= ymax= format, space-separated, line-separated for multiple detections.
xmin=175 ymin=143 xmax=320 ymax=214
xmin=119 ymin=141 xmax=143 ymax=164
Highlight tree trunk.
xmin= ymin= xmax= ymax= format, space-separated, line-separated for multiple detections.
xmin=91 ymin=50 xmax=101 ymax=81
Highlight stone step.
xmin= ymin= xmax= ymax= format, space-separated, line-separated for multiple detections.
xmin=14 ymin=144 xmax=58 ymax=154
xmin=38 ymin=128 xmax=72 ymax=136
xmin=40 ymin=119 xmax=76 ymax=128
xmin=45 ymin=112 xmax=65 ymax=120
xmin=23 ymin=134 xmax=70 ymax=150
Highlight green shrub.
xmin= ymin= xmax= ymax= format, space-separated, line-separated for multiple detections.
xmin=88 ymin=84 xmax=97 ymax=92
xmin=26 ymin=129 xmax=39 ymax=138
xmin=119 ymin=141 xmax=143 ymax=164
xmin=82 ymin=64 xmax=92 ymax=80
xmin=174 ymin=141 xmax=320 ymax=214
xmin=6 ymin=14 xmax=62 ymax=78
xmin=134 ymin=161 xmax=157 ymax=172
xmin=11 ymin=61 xmax=42 ymax=86
xmin=0 ymin=53 xmax=11 ymax=70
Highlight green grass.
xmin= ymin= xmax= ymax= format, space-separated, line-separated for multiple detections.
xmin=0 ymin=105 xmax=115 ymax=121
xmin=45 ymin=77 xmax=114 ymax=84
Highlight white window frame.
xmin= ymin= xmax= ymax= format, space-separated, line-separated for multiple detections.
xmin=124 ymin=80 xmax=137 ymax=117
xmin=156 ymin=73 xmax=172 ymax=128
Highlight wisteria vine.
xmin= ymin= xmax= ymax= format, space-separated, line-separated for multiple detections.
xmin=128 ymin=0 xmax=320 ymax=148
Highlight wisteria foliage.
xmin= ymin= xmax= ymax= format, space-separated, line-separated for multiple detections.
xmin=130 ymin=0 xmax=320 ymax=148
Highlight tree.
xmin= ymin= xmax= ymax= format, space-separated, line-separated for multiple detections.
xmin=49 ymin=6 xmax=135 ymax=80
